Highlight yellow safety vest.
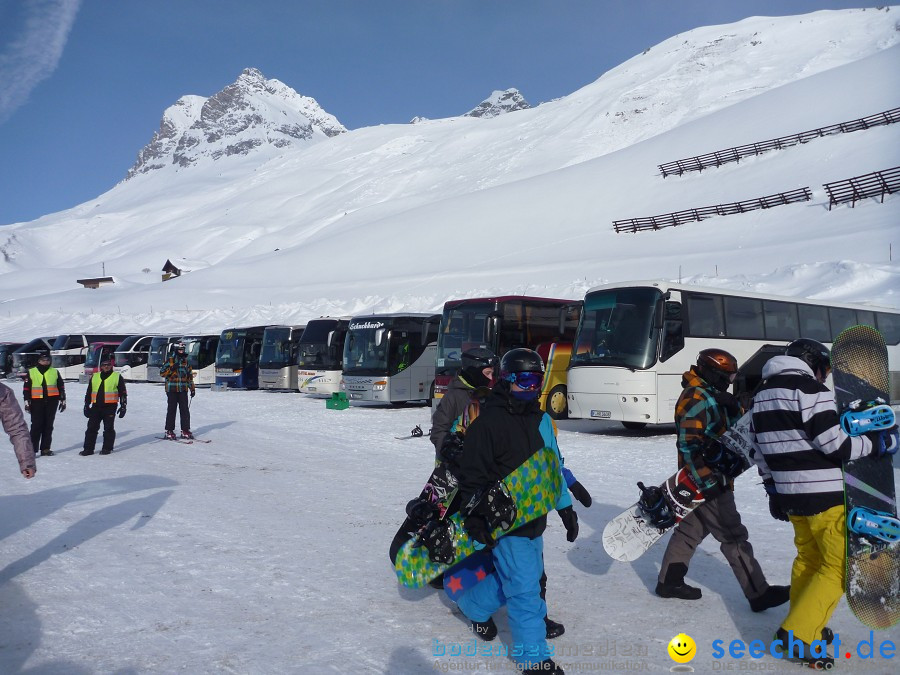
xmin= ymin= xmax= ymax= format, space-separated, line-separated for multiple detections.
xmin=28 ymin=367 xmax=60 ymax=398
xmin=90 ymin=371 xmax=121 ymax=405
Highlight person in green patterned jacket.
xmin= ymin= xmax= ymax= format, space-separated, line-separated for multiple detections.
xmin=655 ymin=348 xmax=789 ymax=614
xmin=160 ymin=342 xmax=196 ymax=440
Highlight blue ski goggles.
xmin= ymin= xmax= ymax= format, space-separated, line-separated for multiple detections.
xmin=503 ymin=371 xmax=544 ymax=391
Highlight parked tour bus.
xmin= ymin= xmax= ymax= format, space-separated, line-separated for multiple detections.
xmin=80 ymin=341 xmax=124 ymax=382
xmin=0 ymin=342 xmax=25 ymax=378
xmin=146 ymin=336 xmax=182 ymax=383
xmin=566 ymin=280 xmax=900 ymax=429
xmin=51 ymin=333 xmax=132 ymax=379
xmin=215 ymin=326 xmax=269 ymax=389
xmin=259 ymin=325 xmax=307 ymax=390
xmin=181 ymin=334 xmax=220 ymax=386
xmin=296 ymin=317 xmax=351 ymax=397
xmin=114 ymin=334 xmax=158 ymax=382
xmin=341 ymin=313 xmax=439 ymax=404
xmin=434 ymin=296 xmax=582 ymax=419
xmin=11 ymin=337 xmax=56 ymax=378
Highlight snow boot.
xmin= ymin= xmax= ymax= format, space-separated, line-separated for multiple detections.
xmin=164 ymin=430 xmax=176 ymax=440
xmin=545 ymin=616 xmax=565 ymax=639
xmin=99 ymin=449 xmax=112 ymax=455
xmin=773 ymin=628 xmax=833 ymax=669
xmin=39 ymin=449 xmax=54 ymax=456
xmin=79 ymin=450 xmax=94 ymax=456
xmin=750 ymin=584 xmax=790 ymax=612
xmin=655 ymin=580 xmax=701 ymax=600
xmin=821 ymin=627 xmax=834 ymax=645
xmin=523 ymin=659 xmax=564 ymax=674
xmin=471 ymin=617 xmax=497 ymax=642
xmin=181 ymin=430 xmax=194 ymax=440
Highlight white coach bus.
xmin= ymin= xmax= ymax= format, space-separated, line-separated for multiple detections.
xmin=566 ymin=280 xmax=900 ymax=429
xmin=341 ymin=313 xmax=439 ymax=404
xmin=296 ymin=317 xmax=351 ymax=397
xmin=259 ymin=325 xmax=306 ymax=390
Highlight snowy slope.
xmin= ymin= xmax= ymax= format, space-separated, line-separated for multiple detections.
xmin=1 ymin=8 xmax=899 ymax=342
xmin=0 ymin=385 xmax=897 ymax=673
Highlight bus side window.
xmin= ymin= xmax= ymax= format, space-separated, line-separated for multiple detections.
xmin=660 ymin=301 xmax=684 ymax=362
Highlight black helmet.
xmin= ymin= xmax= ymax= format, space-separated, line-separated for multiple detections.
xmin=786 ymin=338 xmax=830 ymax=377
xmin=173 ymin=342 xmax=186 ymax=351
xmin=695 ymin=348 xmax=738 ymax=392
xmin=36 ymin=349 xmax=51 ymax=360
xmin=461 ymin=347 xmax=497 ymax=371
xmin=499 ymin=348 xmax=544 ymax=377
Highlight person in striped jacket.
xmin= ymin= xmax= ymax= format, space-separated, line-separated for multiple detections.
xmin=750 ymin=338 xmax=883 ymax=668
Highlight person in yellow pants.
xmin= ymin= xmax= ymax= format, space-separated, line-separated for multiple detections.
xmin=750 ymin=339 xmax=881 ymax=669
xmin=781 ymin=505 xmax=845 ymax=645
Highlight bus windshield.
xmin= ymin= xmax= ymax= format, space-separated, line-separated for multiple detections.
xmin=216 ymin=331 xmax=248 ymax=369
xmin=297 ymin=320 xmax=343 ymax=370
xmin=436 ymin=303 xmax=494 ymax=375
xmin=259 ymin=328 xmax=292 ymax=369
xmin=148 ymin=338 xmax=173 ymax=367
xmin=570 ymin=287 xmax=662 ymax=370
xmin=185 ymin=337 xmax=217 ymax=369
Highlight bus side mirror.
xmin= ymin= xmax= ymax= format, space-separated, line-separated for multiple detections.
xmin=326 ymin=331 xmax=335 ymax=347
xmin=485 ymin=315 xmax=499 ymax=344
xmin=659 ymin=301 xmax=684 ymax=362
xmin=375 ymin=328 xmax=385 ymax=347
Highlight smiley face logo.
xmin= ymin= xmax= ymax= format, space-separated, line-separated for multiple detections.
xmin=667 ymin=633 xmax=696 ymax=663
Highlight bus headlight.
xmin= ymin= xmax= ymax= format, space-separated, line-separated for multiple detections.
xmin=373 ymin=380 xmax=387 ymax=391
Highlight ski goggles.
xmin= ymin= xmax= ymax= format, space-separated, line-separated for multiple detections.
xmin=503 ymin=371 xmax=544 ymax=391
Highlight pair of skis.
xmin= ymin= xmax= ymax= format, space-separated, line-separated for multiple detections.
xmin=155 ymin=435 xmax=211 ymax=445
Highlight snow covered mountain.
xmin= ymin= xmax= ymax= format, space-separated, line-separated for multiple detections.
xmin=464 ymin=88 xmax=530 ymax=118
xmin=125 ymin=68 xmax=345 ymax=179
xmin=1 ymin=8 xmax=898 ymax=340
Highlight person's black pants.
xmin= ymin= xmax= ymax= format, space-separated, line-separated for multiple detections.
xmin=166 ymin=390 xmax=191 ymax=432
xmin=84 ymin=407 xmax=116 ymax=453
xmin=30 ymin=398 xmax=59 ymax=451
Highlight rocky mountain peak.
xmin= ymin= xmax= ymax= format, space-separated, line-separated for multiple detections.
xmin=464 ymin=88 xmax=530 ymax=118
xmin=126 ymin=68 xmax=346 ymax=179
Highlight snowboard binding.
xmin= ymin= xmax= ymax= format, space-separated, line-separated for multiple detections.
xmin=637 ymin=481 xmax=676 ymax=529
xmin=702 ymin=441 xmax=747 ymax=479
xmin=409 ymin=424 xmax=424 ymax=438
xmin=848 ymin=506 xmax=900 ymax=544
xmin=464 ymin=482 xmax=517 ymax=532
xmin=406 ymin=497 xmax=440 ymax=525
xmin=840 ymin=398 xmax=895 ymax=436
xmin=413 ymin=519 xmax=457 ymax=564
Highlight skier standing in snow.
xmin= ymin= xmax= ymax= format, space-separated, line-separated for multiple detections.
xmin=453 ymin=348 xmax=575 ymax=675
xmin=655 ymin=348 xmax=789 ymax=614
xmin=1 ymin=381 xmax=36 ymax=479
xmin=750 ymin=339 xmax=886 ymax=668
xmin=81 ymin=356 xmax=127 ymax=455
xmin=160 ymin=342 xmax=195 ymax=440
xmin=23 ymin=349 xmax=66 ymax=457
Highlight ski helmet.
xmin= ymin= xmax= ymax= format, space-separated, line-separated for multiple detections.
xmin=37 ymin=349 xmax=51 ymax=361
xmin=173 ymin=341 xmax=186 ymax=352
xmin=695 ymin=348 xmax=738 ymax=392
xmin=461 ymin=347 xmax=498 ymax=372
xmin=500 ymin=348 xmax=544 ymax=376
xmin=785 ymin=338 xmax=830 ymax=378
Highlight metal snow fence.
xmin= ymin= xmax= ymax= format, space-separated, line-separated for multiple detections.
xmin=824 ymin=166 xmax=900 ymax=210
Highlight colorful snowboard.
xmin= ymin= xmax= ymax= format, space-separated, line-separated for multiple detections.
xmin=394 ymin=446 xmax=562 ymax=588
xmin=602 ymin=466 xmax=705 ymax=562
xmin=832 ymin=324 xmax=900 ymax=629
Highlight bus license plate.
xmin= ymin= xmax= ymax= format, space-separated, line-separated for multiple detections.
xmin=591 ymin=410 xmax=612 ymax=419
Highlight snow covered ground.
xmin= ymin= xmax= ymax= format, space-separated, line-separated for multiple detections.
xmin=1 ymin=384 xmax=897 ymax=673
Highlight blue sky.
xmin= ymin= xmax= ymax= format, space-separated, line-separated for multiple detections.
xmin=0 ymin=0 xmax=877 ymax=225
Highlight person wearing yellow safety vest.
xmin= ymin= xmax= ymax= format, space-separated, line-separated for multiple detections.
xmin=23 ymin=350 xmax=66 ymax=457
xmin=80 ymin=356 xmax=127 ymax=456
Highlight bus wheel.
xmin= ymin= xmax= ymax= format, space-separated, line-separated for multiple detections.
xmin=621 ymin=421 xmax=647 ymax=431
xmin=546 ymin=385 xmax=568 ymax=420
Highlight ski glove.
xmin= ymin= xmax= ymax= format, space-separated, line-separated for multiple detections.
xmin=868 ymin=427 xmax=899 ymax=457
xmin=464 ymin=515 xmax=495 ymax=548
xmin=24 ymin=401 xmax=30 ymax=413
xmin=83 ymin=405 xmax=91 ymax=418
xmin=699 ymin=471 xmax=728 ymax=500
xmin=58 ymin=400 xmax=66 ymax=412
xmin=438 ymin=432 xmax=465 ymax=465
xmin=712 ymin=390 xmax=742 ymax=417
xmin=558 ymin=506 xmax=579 ymax=542
xmin=190 ymin=389 xmax=195 ymax=398
xmin=117 ymin=404 xmax=126 ymax=419
xmin=569 ymin=481 xmax=592 ymax=507
xmin=763 ymin=478 xmax=789 ymax=522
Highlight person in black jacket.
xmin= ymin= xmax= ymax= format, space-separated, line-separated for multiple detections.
xmin=81 ymin=357 xmax=127 ymax=455
xmin=429 ymin=347 xmax=497 ymax=458
xmin=23 ymin=350 xmax=66 ymax=456
xmin=454 ymin=349 xmax=575 ymax=675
